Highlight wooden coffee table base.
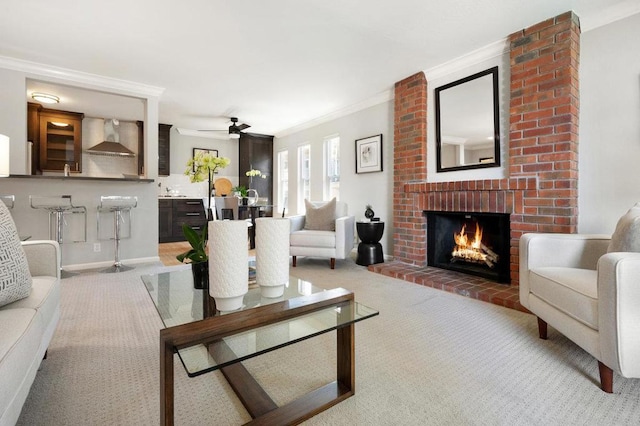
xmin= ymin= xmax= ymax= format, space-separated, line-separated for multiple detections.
xmin=159 ymin=289 xmax=355 ymax=425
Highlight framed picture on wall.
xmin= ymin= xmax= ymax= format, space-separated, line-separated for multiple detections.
xmin=192 ymin=148 xmax=218 ymax=172
xmin=355 ymin=134 xmax=383 ymax=174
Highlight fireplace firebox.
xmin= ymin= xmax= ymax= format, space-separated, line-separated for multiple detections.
xmin=425 ymin=211 xmax=510 ymax=284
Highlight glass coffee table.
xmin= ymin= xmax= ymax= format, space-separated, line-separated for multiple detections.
xmin=141 ymin=266 xmax=378 ymax=425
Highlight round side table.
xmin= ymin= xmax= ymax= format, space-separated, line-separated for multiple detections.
xmin=356 ymin=221 xmax=384 ymax=266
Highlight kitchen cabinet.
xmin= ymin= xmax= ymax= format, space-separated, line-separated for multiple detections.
xmin=239 ymin=133 xmax=273 ymax=215
xmin=27 ymin=103 xmax=41 ymax=175
xmin=158 ymin=199 xmax=173 ymax=242
xmin=159 ymin=198 xmax=206 ymax=243
xmin=137 ymin=122 xmax=172 ymax=176
xmin=38 ymin=109 xmax=84 ymax=173
xmin=158 ymin=124 xmax=172 ymax=176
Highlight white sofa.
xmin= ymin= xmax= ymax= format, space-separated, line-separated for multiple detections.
xmin=0 ymin=240 xmax=61 ymax=425
xmin=519 ymin=232 xmax=640 ymax=393
xmin=289 ymin=200 xmax=355 ymax=269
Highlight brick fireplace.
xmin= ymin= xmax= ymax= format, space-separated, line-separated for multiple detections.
xmin=371 ymin=12 xmax=580 ymax=311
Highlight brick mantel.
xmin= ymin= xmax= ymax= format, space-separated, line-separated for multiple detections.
xmin=389 ymin=12 xmax=580 ymax=287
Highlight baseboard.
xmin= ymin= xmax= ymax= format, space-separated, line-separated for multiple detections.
xmin=65 ymin=256 xmax=161 ymax=271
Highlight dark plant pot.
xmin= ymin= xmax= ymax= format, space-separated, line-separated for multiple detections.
xmin=191 ymin=262 xmax=209 ymax=290
xmin=242 ymin=197 xmax=249 ymax=206
xmin=365 ymin=208 xmax=375 ymax=219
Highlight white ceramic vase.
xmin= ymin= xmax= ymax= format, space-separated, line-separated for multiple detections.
xmin=208 ymin=220 xmax=249 ymax=311
xmin=255 ymin=217 xmax=290 ymax=298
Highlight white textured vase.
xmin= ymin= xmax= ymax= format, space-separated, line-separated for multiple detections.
xmin=208 ymin=220 xmax=249 ymax=311
xmin=255 ymin=217 xmax=290 ymax=298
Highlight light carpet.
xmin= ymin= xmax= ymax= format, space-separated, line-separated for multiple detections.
xmin=17 ymin=256 xmax=640 ymax=425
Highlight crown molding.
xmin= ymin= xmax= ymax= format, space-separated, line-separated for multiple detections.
xmin=0 ymin=55 xmax=164 ymax=98
xmin=580 ymin=3 xmax=640 ymax=32
xmin=424 ymin=39 xmax=509 ymax=81
xmin=274 ymin=89 xmax=393 ymax=138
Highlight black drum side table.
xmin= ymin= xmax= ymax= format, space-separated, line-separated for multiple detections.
xmin=356 ymin=221 xmax=384 ymax=266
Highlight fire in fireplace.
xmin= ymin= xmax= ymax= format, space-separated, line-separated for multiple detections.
xmin=452 ymin=223 xmax=499 ymax=268
xmin=425 ymin=211 xmax=510 ymax=283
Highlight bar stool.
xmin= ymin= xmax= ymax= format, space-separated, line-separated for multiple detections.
xmin=30 ymin=195 xmax=87 ymax=278
xmin=0 ymin=195 xmax=15 ymax=209
xmin=98 ymin=196 xmax=137 ymax=273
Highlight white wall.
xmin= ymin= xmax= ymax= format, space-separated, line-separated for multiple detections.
xmin=579 ymin=12 xmax=640 ymax=234
xmin=0 ymin=68 xmax=28 ymax=174
xmin=274 ymin=101 xmax=394 ymax=254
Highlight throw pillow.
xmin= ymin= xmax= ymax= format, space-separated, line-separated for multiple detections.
xmin=608 ymin=202 xmax=640 ymax=253
xmin=303 ymin=198 xmax=337 ymax=231
xmin=0 ymin=201 xmax=32 ymax=307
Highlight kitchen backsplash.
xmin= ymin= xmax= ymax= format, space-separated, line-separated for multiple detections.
xmin=157 ymin=173 xmax=238 ymax=198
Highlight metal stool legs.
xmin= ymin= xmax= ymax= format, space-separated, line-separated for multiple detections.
xmin=98 ymin=196 xmax=137 ymax=273
xmin=101 ymin=208 xmax=133 ymax=273
xmin=30 ymin=195 xmax=87 ymax=279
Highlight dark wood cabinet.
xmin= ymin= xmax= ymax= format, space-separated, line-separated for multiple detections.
xmin=158 ymin=124 xmax=172 ymax=176
xmin=27 ymin=104 xmax=84 ymax=173
xmin=239 ymin=133 xmax=273 ymax=212
xmin=137 ymin=122 xmax=172 ymax=176
xmin=158 ymin=199 xmax=173 ymax=242
xmin=27 ymin=103 xmax=41 ymax=175
xmin=159 ymin=198 xmax=206 ymax=243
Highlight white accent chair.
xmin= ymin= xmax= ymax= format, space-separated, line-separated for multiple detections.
xmin=519 ymin=232 xmax=640 ymax=393
xmin=289 ymin=201 xmax=355 ymax=269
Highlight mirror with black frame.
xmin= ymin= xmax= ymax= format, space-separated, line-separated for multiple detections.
xmin=435 ymin=66 xmax=500 ymax=172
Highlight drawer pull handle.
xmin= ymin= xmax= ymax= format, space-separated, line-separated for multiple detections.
xmin=185 ymin=212 xmax=200 ymax=216
xmin=185 ymin=201 xmax=200 ymax=205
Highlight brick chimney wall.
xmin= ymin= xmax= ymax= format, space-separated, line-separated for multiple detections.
xmin=393 ymin=12 xmax=581 ymax=286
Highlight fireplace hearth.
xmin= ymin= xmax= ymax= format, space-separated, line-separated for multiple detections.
xmin=426 ymin=211 xmax=510 ymax=284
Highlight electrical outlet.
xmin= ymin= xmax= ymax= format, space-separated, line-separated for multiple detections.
xmin=93 ymin=243 xmax=101 ymax=252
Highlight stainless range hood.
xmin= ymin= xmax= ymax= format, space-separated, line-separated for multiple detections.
xmin=86 ymin=119 xmax=136 ymax=157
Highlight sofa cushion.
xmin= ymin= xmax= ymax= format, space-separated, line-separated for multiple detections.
xmin=303 ymin=198 xmax=336 ymax=231
xmin=0 ymin=308 xmax=43 ymax=422
xmin=0 ymin=277 xmax=59 ymax=328
xmin=608 ymin=202 xmax=640 ymax=253
xmin=529 ymin=267 xmax=598 ymax=329
xmin=0 ymin=201 xmax=32 ymax=308
xmin=290 ymin=230 xmax=336 ymax=248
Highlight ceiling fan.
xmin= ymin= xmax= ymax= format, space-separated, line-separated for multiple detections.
xmin=198 ymin=117 xmax=250 ymax=139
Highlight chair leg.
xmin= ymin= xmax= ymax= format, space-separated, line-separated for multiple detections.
xmin=598 ymin=361 xmax=614 ymax=393
xmin=537 ymin=317 xmax=548 ymax=340
xmin=330 ymin=258 xmax=335 ymax=269
xmin=292 ymin=256 xmax=297 ymax=267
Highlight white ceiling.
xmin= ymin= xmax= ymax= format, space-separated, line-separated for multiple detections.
xmin=2 ymin=0 xmax=639 ymax=137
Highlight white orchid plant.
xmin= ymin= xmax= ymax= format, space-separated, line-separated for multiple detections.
xmin=245 ymin=169 xmax=267 ymax=178
xmin=185 ymin=152 xmax=230 ymax=220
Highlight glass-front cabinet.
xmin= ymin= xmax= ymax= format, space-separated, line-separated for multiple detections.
xmin=38 ymin=110 xmax=84 ymax=173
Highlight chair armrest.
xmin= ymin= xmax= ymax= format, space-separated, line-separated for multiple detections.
xmin=519 ymin=233 xmax=610 ymax=308
xmin=521 ymin=233 xmax=611 ymax=270
xmin=21 ymin=240 xmax=61 ymax=279
xmin=289 ymin=215 xmax=306 ymax=233
xmin=335 ymin=215 xmax=356 ymax=258
xmin=598 ymin=252 xmax=640 ymax=377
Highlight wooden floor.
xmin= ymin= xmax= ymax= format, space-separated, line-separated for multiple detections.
xmin=159 ymin=242 xmax=256 ymax=267
xmin=159 ymin=242 xmax=192 ymax=266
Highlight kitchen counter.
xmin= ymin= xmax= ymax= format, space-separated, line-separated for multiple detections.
xmin=7 ymin=174 xmax=154 ymax=183
xmin=157 ymin=196 xmax=204 ymax=199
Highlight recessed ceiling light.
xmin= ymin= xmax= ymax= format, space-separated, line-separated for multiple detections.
xmin=31 ymin=92 xmax=60 ymax=104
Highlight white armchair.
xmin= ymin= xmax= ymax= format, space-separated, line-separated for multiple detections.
xmin=289 ymin=200 xmax=355 ymax=269
xmin=520 ymin=232 xmax=640 ymax=393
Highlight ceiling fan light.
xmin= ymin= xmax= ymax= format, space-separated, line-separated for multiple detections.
xmin=229 ymin=132 xmax=240 ymax=140
xmin=31 ymin=92 xmax=60 ymax=104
